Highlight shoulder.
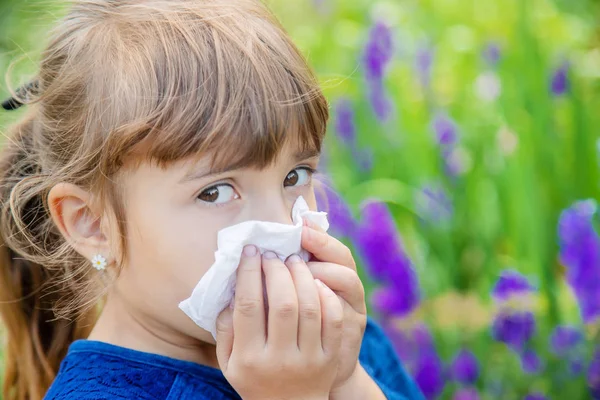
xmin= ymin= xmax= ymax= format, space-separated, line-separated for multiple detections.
xmin=44 ymin=340 xmax=240 ymax=400
xmin=359 ymin=317 xmax=425 ymax=400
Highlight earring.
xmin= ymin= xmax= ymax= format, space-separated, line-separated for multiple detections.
xmin=91 ymin=254 xmax=107 ymax=271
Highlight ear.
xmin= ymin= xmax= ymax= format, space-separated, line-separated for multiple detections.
xmin=47 ymin=182 xmax=112 ymax=265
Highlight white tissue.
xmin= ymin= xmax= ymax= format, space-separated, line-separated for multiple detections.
xmin=179 ymin=196 xmax=329 ymax=340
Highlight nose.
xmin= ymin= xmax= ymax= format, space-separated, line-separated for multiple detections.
xmin=246 ymin=194 xmax=294 ymax=225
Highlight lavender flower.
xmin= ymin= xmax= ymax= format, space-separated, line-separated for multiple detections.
xmin=452 ymin=388 xmax=480 ymax=400
xmin=491 ymin=270 xmax=535 ymax=301
xmin=432 ymin=113 xmax=458 ymax=148
xmin=588 ymin=347 xmax=600 ymax=399
xmin=414 ymin=352 xmax=445 ymax=400
xmin=355 ymin=201 xmax=419 ymax=295
xmin=520 ymin=349 xmax=543 ymax=374
xmin=550 ymin=61 xmax=569 ymax=96
xmin=482 ymin=41 xmax=501 ymax=68
xmin=363 ymin=21 xmax=394 ymax=121
xmin=491 ymin=270 xmax=536 ymax=352
xmin=371 ymin=285 xmax=419 ymax=318
xmin=363 ymin=21 xmax=394 ymax=81
xmin=314 ymin=185 xmax=355 ymax=238
xmin=334 ymin=98 xmax=356 ymax=145
xmin=416 ymin=183 xmax=453 ymax=224
xmin=558 ymin=200 xmax=600 ymax=324
xmin=549 ymin=325 xmax=583 ymax=356
xmin=415 ymin=45 xmax=434 ymax=88
xmin=450 ymin=349 xmax=479 ymax=385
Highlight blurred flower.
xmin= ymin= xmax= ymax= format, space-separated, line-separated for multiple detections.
xmin=363 ymin=21 xmax=393 ymax=81
xmin=355 ymin=200 xmax=419 ymax=286
xmin=352 ymin=147 xmax=374 ymax=172
xmin=550 ymin=61 xmax=569 ymax=96
xmin=450 ymin=348 xmax=479 ymax=385
xmin=492 ymin=270 xmax=535 ymax=301
xmin=413 ymin=347 xmax=445 ymax=399
xmin=549 ymin=325 xmax=583 ymax=356
xmin=491 ymin=270 xmax=537 ymax=352
xmin=371 ymin=285 xmax=420 ymax=317
xmin=570 ymin=356 xmax=585 ymax=376
xmin=415 ymin=183 xmax=453 ymax=224
xmin=314 ymin=184 xmax=355 ymax=238
xmin=482 ymin=41 xmax=501 ymax=68
xmin=334 ymin=98 xmax=356 ymax=145
xmin=415 ymin=45 xmax=434 ymax=88
xmin=452 ymin=388 xmax=480 ymax=400
xmin=558 ymin=199 xmax=600 ymax=324
xmin=368 ymin=78 xmax=393 ymax=121
xmin=496 ymin=126 xmax=518 ymax=156
xmin=492 ymin=311 xmax=536 ymax=353
xmin=524 ymin=393 xmax=547 ymax=400
xmin=588 ymin=347 xmax=600 ymax=399
xmin=363 ymin=21 xmax=394 ymax=121
xmin=520 ymin=349 xmax=543 ymax=374
xmin=432 ymin=113 xmax=458 ymax=147
xmin=474 ymin=71 xmax=501 ymax=102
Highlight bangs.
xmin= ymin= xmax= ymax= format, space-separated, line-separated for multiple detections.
xmin=82 ymin=1 xmax=329 ymax=174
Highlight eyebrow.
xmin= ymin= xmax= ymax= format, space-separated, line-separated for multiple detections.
xmin=179 ymin=148 xmax=321 ymax=184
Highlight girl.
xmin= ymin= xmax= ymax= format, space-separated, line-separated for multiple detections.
xmin=0 ymin=1 xmax=424 ymax=399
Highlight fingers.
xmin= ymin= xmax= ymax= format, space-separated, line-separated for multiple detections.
xmin=315 ymin=279 xmax=344 ymax=355
xmin=301 ymin=225 xmax=356 ymax=272
xmin=307 ymin=261 xmax=367 ymax=315
xmin=233 ymin=245 xmax=266 ymax=350
xmin=286 ymin=254 xmax=321 ymax=352
xmin=263 ymin=251 xmax=298 ymax=349
xmin=216 ymin=307 xmax=234 ymax=371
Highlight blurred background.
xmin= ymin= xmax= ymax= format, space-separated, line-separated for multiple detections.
xmin=2 ymin=0 xmax=600 ymax=399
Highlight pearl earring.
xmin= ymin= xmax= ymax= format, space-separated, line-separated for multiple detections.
xmin=91 ymin=254 xmax=107 ymax=271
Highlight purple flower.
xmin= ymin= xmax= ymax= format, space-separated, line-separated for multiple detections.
xmin=491 ymin=270 xmax=535 ymax=301
xmin=314 ymin=185 xmax=355 ymax=238
xmin=520 ymin=349 xmax=543 ymax=374
xmin=355 ymin=201 xmax=420 ymax=303
xmin=483 ymin=41 xmax=501 ymax=68
xmin=334 ymin=98 xmax=356 ymax=145
xmin=352 ymin=147 xmax=374 ymax=172
xmin=492 ymin=311 xmax=536 ymax=353
xmin=550 ymin=61 xmax=569 ymax=96
xmin=414 ymin=351 xmax=445 ymax=399
xmin=588 ymin=347 xmax=600 ymax=399
xmin=415 ymin=45 xmax=434 ymax=88
xmin=416 ymin=184 xmax=453 ymax=224
xmin=368 ymin=78 xmax=393 ymax=121
xmin=363 ymin=22 xmax=394 ymax=81
xmin=524 ymin=393 xmax=547 ymax=400
xmin=371 ymin=285 xmax=420 ymax=317
xmin=549 ymin=325 xmax=583 ymax=356
xmin=450 ymin=349 xmax=479 ymax=385
xmin=432 ymin=113 xmax=458 ymax=148
xmin=570 ymin=356 xmax=585 ymax=376
xmin=452 ymin=388 xmax=480 ymax=400
xmin=558 ymin=200 xmax=600 ymax=324
xmin=382 ymin=322 xmax=416 ymax=365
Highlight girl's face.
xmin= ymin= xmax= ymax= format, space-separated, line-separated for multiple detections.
xmin=111 ymin=140 xmax=320 ymax=345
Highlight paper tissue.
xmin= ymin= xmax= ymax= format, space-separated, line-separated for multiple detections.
xmin=179 ymin=196 xmax=330 ymax=339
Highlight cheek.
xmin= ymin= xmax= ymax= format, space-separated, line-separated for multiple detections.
xmin=121 ymin=207 xmax=223 ymax=302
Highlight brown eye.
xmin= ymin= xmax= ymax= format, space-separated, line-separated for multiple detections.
xmin=284 ymin=168 xmax=312 ymax=187
xmin=197 ymin=184 xmax=238 ymax=204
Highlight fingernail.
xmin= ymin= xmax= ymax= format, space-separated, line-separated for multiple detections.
xmin=263 ymin=251 xmax=277 ymax=260
xmin=243 ymin=245 xmax=257 ymax=257
xmin=286 ymin=254 xmax=302 ymax=264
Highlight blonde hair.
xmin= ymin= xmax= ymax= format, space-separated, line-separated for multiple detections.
xmin=0 ymin=1 xmax=329 ymax=399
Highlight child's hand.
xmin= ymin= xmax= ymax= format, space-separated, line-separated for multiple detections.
xmin=300 ymin=220 xmax=368 ymax=392
xmin=215 ymin=246 xmax=344 ymax=400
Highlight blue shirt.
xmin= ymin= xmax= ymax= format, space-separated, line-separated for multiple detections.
xmin=45 ymin=317 xmax=424 ymax=399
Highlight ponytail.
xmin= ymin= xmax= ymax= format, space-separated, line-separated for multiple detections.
xmin=0 ymin=112 xmax=95 ymax=400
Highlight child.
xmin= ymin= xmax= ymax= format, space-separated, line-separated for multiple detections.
xmin=0 ymin=1 xmax=424 ymax=399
